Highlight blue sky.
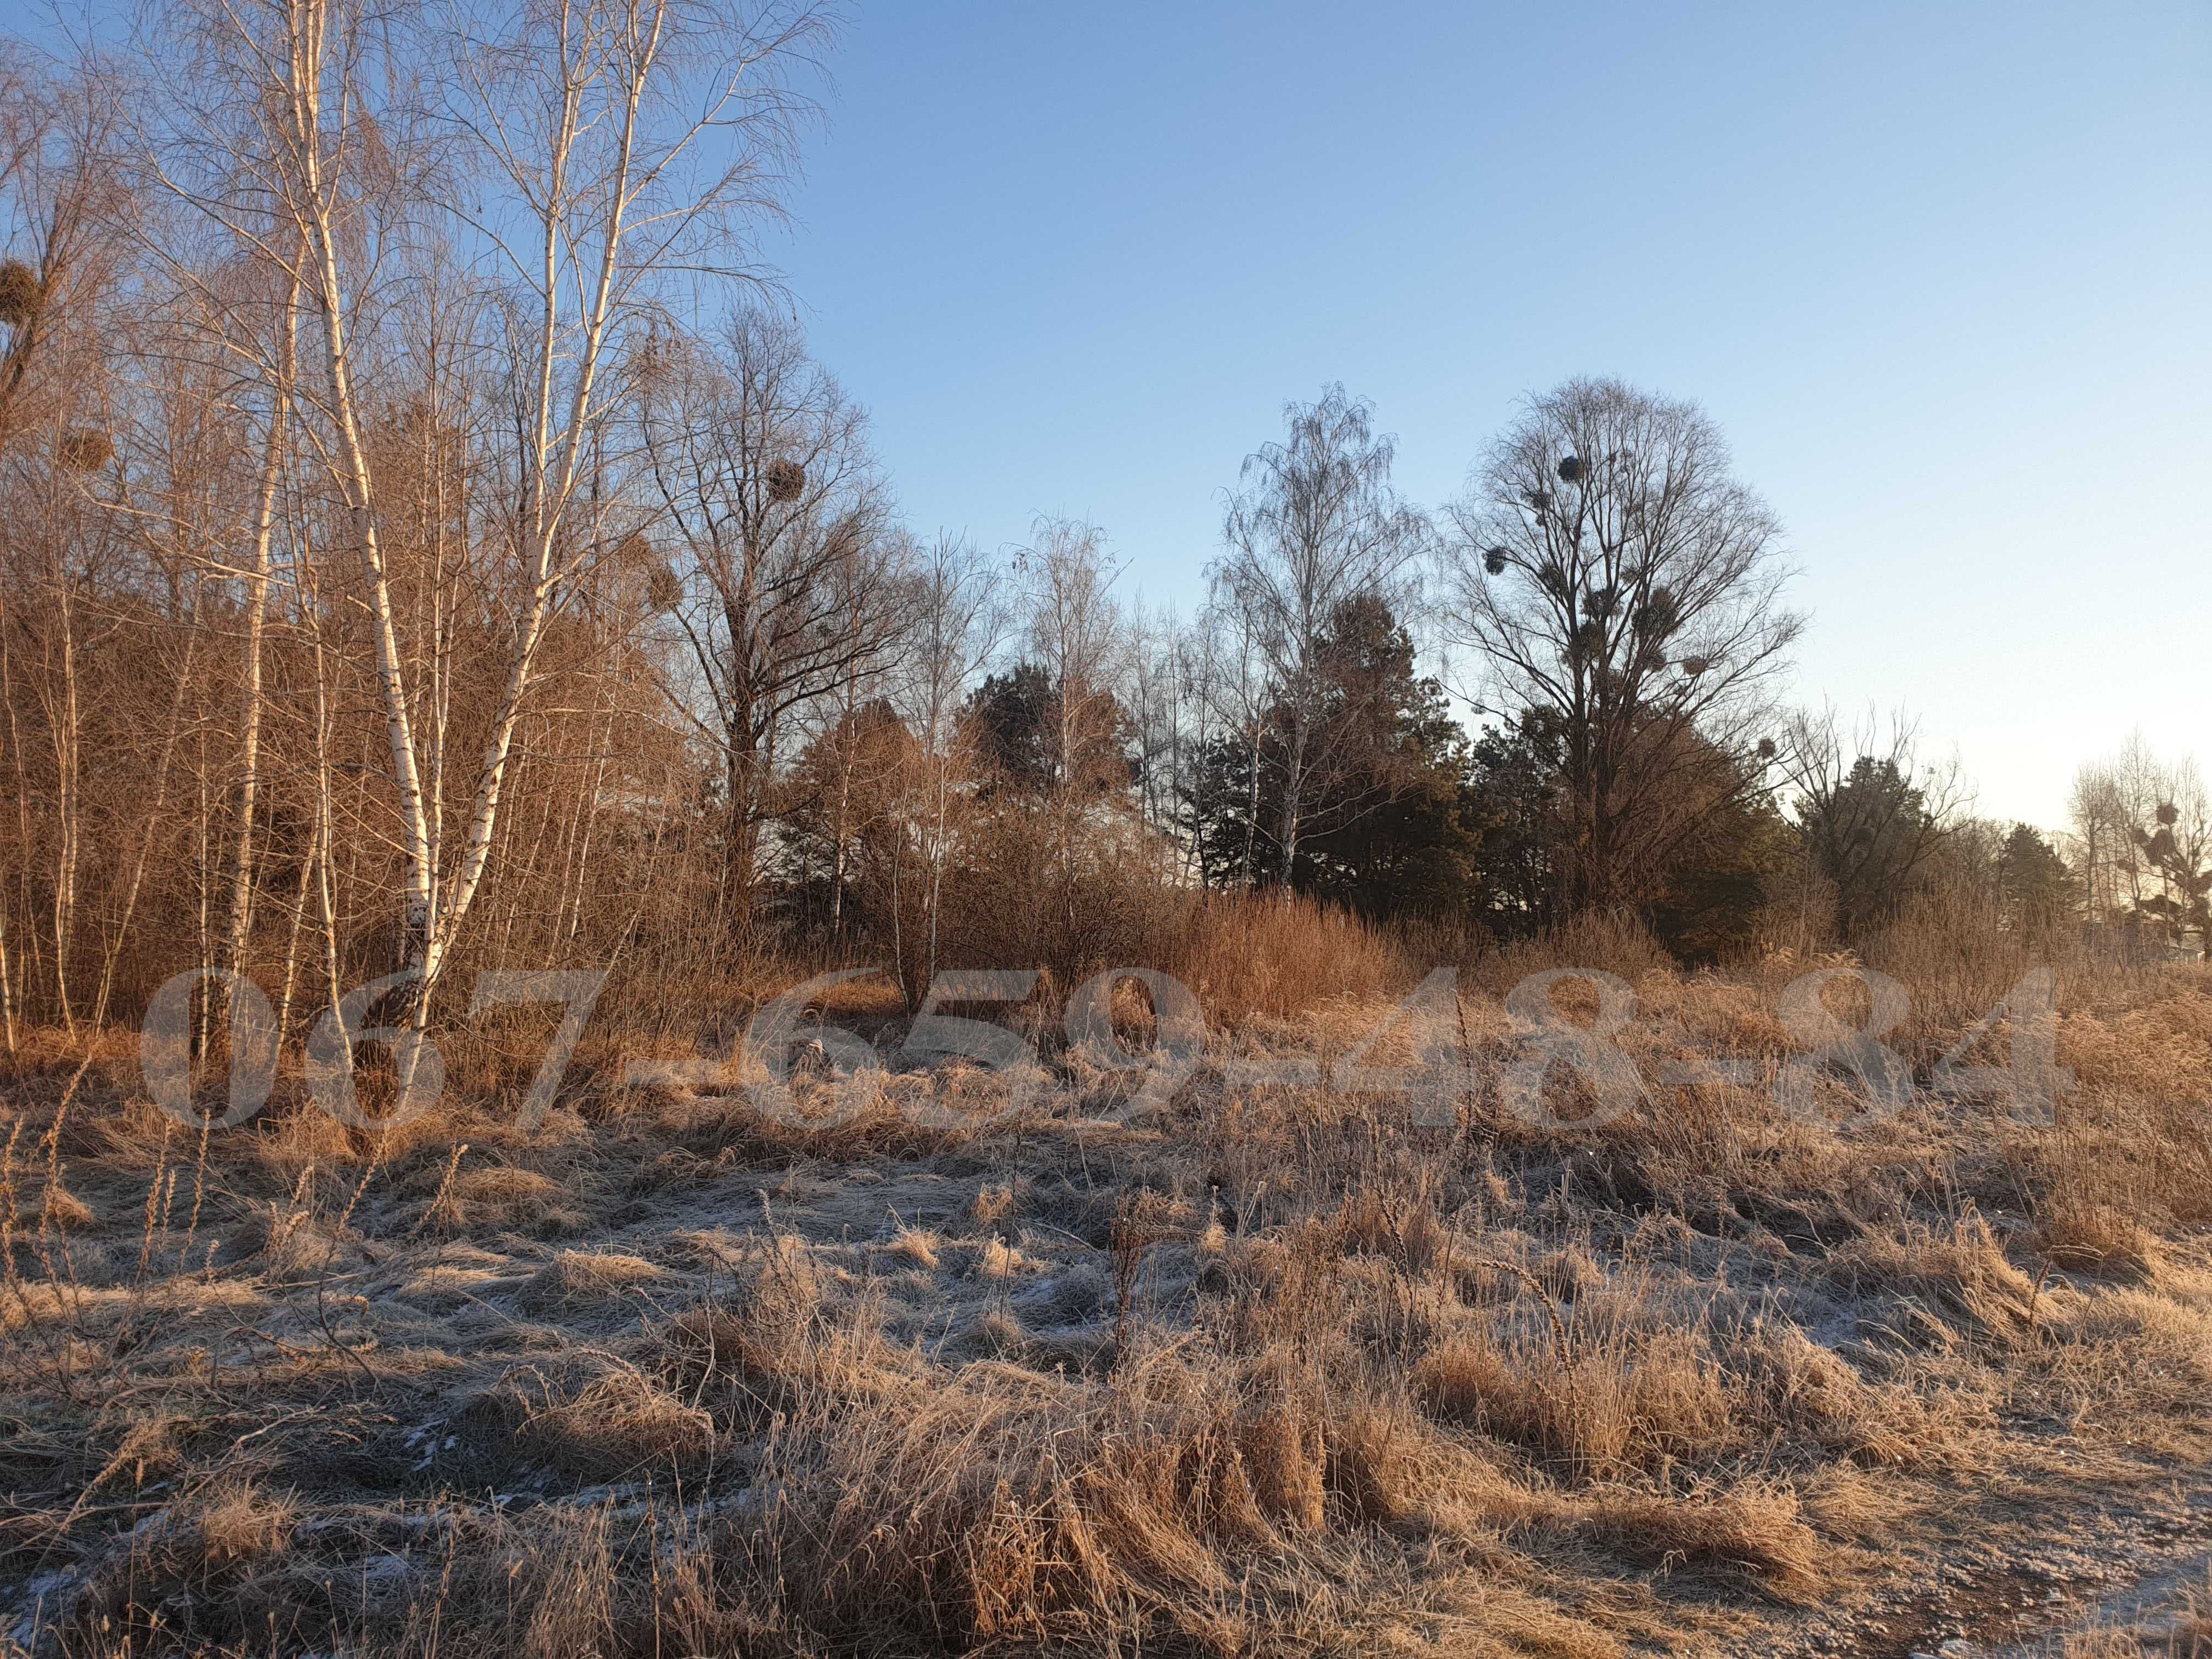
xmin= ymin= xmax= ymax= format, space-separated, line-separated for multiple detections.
xmin=761 ymin=1 xmax=2211 ymax=832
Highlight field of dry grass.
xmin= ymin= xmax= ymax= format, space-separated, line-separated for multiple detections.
xmin=4 ymin=933 xmax=2212 ymax=1658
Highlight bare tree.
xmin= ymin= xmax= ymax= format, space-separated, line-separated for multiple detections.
xmin=2074 ymin=738 xmax=2212 ymax=957
xmin=894 ymin=532 xmax=1007 ymax=995
xmin=426 ymin=0 xmax=830 ymax=993
xmin=967 ymin=515 xmax=1139 ymax=967
xmin=1215 ymin=385 xmax=1427 ymax=888
xmin=2111 ymin=732 xmax=2174 ymax=923
xmin=203 ymin=245 xmax=305 ymax=1056
xmin=1189 ymin=592 xmax=1270 ymax=888
xmin=1125 ymin=600 xmax=1190 ymax=856
xmin=0 ymin=57 xmax=137 ymax=1039
xmin=1163 ymin=602 xmax=1232 ymax=884
xmin=2138 ymin=765 xmax=2212 ymax=960
xmin=1441 ymin=377 xmax=1803 ymax=913
xmin=137 ymin=0 xmax=832 ymax=1031
xmin=641 ymin=311 xmax=910 ymax=943
xmin=2067 ymin=760 xmax=2132 ymax=929
xmin=1780 ymin=705 xmax=1968 ymax=938
xmin=1018 ymin=515 xmax=1130 ymax=801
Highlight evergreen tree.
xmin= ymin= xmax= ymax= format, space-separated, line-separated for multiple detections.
xmin=1800 ymin=755 xmax=1945 ymax=936
xmin=1996 ymin=822 xmax=2079 ymax=939
xmin=1459 ymin=714 xmax=1568 ymax=939
xmin=1649 ymin=792 xmax=1797 ymax=962
xmin=1289 ymin=596 xmax=1478 ymax=917
xmin=1182 ymin=596 xmax=1479 ymax=918
xmin=962 ymin=663 xmax=1058 ymax=794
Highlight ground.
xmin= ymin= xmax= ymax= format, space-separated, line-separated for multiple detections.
xmin=4 ymin=950 xmax=2212 ymax=1657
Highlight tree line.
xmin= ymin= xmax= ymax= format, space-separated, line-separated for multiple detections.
xmin=1 ymin=3 xmax=2204 ymax=1065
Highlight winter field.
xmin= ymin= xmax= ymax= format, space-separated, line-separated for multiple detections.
xmin=8 ymin=910 xmax=2212 ymax=1658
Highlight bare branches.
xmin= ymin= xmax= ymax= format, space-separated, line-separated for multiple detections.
xmin=1779 ymin=704 xmax=1968 ymax=936
xmin=1214 ymin=385 xmax=1430 ymax=883
xmin=637 ymin=309 xmax=912 ymax=938
xmin=1438 ymin=377 xmax=1804 ymax=912
xmin=111 ymin=0 xmax=838 ymax=1020
xmin=2072 ymin=737 xmax=2212 ymax=956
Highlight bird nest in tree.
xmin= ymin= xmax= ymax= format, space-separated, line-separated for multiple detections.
xmin=1483 ymin=547 xmax=1509 ymax=576
xmin=1680 ymin=656 xmax=1709 ymax=676
xmin=0 ymin=261 xmax=40 ymax=329
xmin=765 ymin=459 xmax=806 ymax=503
xmin=1557 ymin=454 xmax=1584 ymax=483
xmin=1634 ymin=589 xmax=1681 ymax=638
xmin=55 ymin=428 xmax=113 ymax=472
xmin=1757 ymin=737 xmax=1778 ymax=760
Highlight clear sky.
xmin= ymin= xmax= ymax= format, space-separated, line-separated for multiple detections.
xmin=762 ymin=0 xmax=2210 ymax=834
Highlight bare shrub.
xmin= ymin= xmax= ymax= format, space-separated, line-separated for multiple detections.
xmin=1468 ymin=909 xmax=1674 ymax=994
xmin=1149 ymin=889 xmax=1414 ymax=1025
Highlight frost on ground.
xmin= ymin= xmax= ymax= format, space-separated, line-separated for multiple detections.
xmin=4 ymin=955 xmax=2212 ymax=1658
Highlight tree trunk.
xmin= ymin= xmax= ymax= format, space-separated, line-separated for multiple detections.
xmin=222 ymin=266 xmax=298 ymax=1026
xmin=1276 ymin=710 xmax=1307 ymax=893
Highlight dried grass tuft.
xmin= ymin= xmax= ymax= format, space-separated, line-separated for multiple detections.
xmin=1575 ymin=1478 xmax=1823 ymax=1602
xmin=514 ymin=1365 xmax=716 ymax=1478
xmin=519 ymin=1249 xmax=663 ymax=1312
xmin=1825 ymin=1207 xmax=2038 ymax=1347
xmin=2034 ymin=1191 xmax=2162 ymax=1281
xmin=65 ymin=1482 xmax=297 ymax=1651
xmin=40 ymin=1180 xmax=95 ymax=1231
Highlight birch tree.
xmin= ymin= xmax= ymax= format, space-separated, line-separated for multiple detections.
xmin=1215 ymin=386 xmax=1427 ymax=889
xmin=896 ymin=532 xmax=1005 ymax=995
xmin=141 ymin=0 xmax=832 ymax=1034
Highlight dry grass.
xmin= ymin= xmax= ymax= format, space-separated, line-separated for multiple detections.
xmin=1825 ymin=1207 xmax=2040 ymax=1348
xmin=518 ymin=1249 xmax=664 ymax=1312
xmin=2034 ymin=1189 xmax=2164 ymax=1281
xmin=1149 ymin=889 xmax=1417 ymax=1024
xmin=509 ymin=1365 xmax=716 ymax=1480
xmin=1415 ymin=1301 xmax=1736 ymax=1480
xmin=1572 ymin=1479 xmax=1824 ymax=1602
xmin=2 ymin=952 xmax=2208 ymax=1657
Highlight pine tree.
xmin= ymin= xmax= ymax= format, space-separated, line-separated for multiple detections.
xmin=1996 ymin=822 xmax=2079 ymax=940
